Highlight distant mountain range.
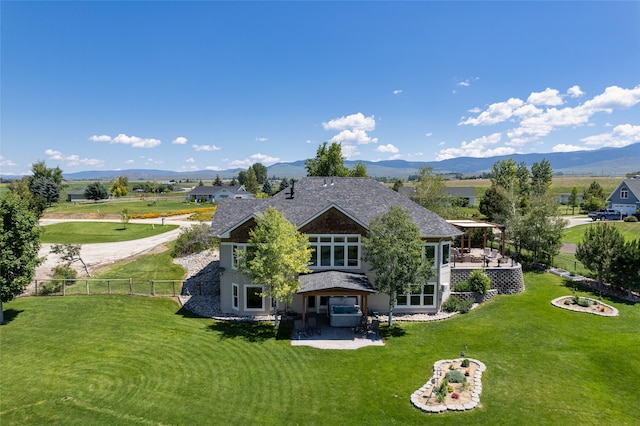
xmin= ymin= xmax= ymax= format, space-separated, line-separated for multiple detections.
xmin=9 ymin=143 xmax=640 ymax=181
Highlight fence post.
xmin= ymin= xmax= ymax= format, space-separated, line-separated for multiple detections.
xmin=108 ymin=280 xmax=111 ymax=295
xmin=172 ymin=281 xmax=176 ymax=297
xmin=129 ymin=278 xmax=133 ymax=295
xmin=151 ymin=280 xmax=155 ymax=296
xmin=35 ymin=280 xmax=38 ymax=296
xmin=63 ymin=279 xmax=66 ymax=296
xmin=86 ymin=279 xmax=90 ymax=295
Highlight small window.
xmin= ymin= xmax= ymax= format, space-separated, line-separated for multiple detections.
xmin=245 ymin=286 xmax=264 ymax=310
xmin=621 ymin=189 xmax=629 ymax=199
xmin=232 ymin=244 xmax=247 ymax=269
xmin=442 ymin=243 xmax=450 ymax=266
xmin=232 ymin=284 xmax=239 ymax=310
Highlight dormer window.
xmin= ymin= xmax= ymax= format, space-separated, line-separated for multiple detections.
xmin=621 ymin=188 xmax=629 ymax=199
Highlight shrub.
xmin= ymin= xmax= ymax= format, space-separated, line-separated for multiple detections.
xmin=445 ymin=369 xmax=466 ymax=383
xmin=172 ymin=224 xmax=219 ymax=258
xmin=577 ymin=297 xmax=591 ymax=308
xmin=468 ymin=269 xmax=491 ymax=294
xmin=41 ymin=266 xmax=77 ymax=295
xmin=623 ymin=215 xmax=638 ymax=222
xmin=461 ymin=358 xmax=470 ymax=368
xmin=442 ymin=297 xmax=460 ymax=312
xmin=452 ymin=280 xmax=472 ymax=292
xmin=442 ymin=297 xmax=474 ymax=313
xmin=458 ymin=299 xmax=474 ymax=313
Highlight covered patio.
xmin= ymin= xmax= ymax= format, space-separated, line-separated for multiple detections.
xmin=297 ymin=271 xmax=377 ymax=327
xmin=446 ymin=219 xmax=507 ymax=268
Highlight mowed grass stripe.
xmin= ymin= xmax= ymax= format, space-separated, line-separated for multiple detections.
xmin=40 ymin=222 xmax=179 ymax=244
xmin=2 ymin=274 xmax=639 ymax=425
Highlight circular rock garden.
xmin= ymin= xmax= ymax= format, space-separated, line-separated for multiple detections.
xmin=551 ymin=296 xmax=618 ymax=317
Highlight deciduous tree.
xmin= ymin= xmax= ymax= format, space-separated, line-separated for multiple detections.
xmin=362 ymin=206 xmax=434 ymax=326
xmin=50 ymin=244 xmax=91 ymax=277
xmin=568 ymin=187 xmax=580 ymax=214
xmin=609 ymin=238 xmax=640 ymax=297
xmin=110 ymin=176 xmax=129 ymax=197
xmin=305 ymin=141 xmax=350 ymax=177
xmin=414 ymin=166 xmax=448 ymax=217
xmin=0 ymin=195 xmax=42 ymax=323
xmin=238 ymin=207 xmax=312 ymax=326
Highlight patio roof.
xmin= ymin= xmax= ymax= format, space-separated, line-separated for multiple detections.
xmin=298 ymin=271 xmax=377 ymax=295
xmin=446 ymin=219 xmax=503 ymax=229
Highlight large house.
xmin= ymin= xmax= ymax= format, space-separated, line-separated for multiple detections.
xmin=606 ymin=179 xmax=640 ymax=216
xmin=210 ymin=177 xmax=463 ymax=318
xmin=187 ymin=185 xmax=254 ymax=203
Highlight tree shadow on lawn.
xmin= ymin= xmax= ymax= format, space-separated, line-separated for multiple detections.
xmin=561 ymin=278 xmax=638 ymax=306
xmin=207 ymin=320 xmax=282 ymax=343
xmin=1 ymin=308 xmax=24 ymax=325
xmin=380 ymin=324 xmax=407 ymax=340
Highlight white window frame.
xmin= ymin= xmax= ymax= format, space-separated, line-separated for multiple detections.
xmin=621 ymin=188 xmax=629 ymax=199
xmin=422 ymin=243 xmax=437 ymax=269
xmin=396 ymin=283 xmax=436 ymax=307
xmin=441 ymin=242 xmax=451 ymax=266
xmin=244 ymin=285 xmax=265 ymax=312
xmin=231 ymin=283 xmax=239 ymax=310
xmin=232 ymin=244 xmax=248 ymax=270
xmin=308 ymin=234 xmax=361 ymax=269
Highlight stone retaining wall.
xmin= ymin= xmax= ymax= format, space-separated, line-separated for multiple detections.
xmin=451 ymin=265 xmax=524 ymax=295
xmin=451 ymin=289 xmax=499 ymax=304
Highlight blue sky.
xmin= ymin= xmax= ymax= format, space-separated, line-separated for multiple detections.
xmin=1 ymin=1 xmax=639 ymax=175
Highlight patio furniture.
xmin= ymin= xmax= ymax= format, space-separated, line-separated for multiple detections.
xmin=307 ymin=316 xmax=321 ymax=335
xmin=369 ymin=319 xmax=380 ymax=339
xmin=293 ymin=319 xmax=308 ymax=339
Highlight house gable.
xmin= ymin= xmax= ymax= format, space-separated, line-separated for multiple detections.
xmin=606 ymin=179 xmax=640 ymax=215
xmin=299 ymin=206 xmax=368 ymax=235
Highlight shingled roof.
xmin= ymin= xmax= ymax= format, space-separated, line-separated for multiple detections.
xmin=211 ymin=177 xmax=462 ymax=239
xmin=298 ymin=271 xmax=376 ymax=294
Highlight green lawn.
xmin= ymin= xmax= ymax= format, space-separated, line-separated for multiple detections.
xmin=40 ymin=222 xmax=179 ymax=244
xmin=44 ymin=198 xmax=207 ymax=216
xmin=563 ymin=222 xmax=640 ymax=244
xmin=2 ymin=272 xmax=638 ymax=425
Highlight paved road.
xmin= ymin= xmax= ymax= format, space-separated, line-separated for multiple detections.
xmin=36 ymin=215 xmax=205 ymax=278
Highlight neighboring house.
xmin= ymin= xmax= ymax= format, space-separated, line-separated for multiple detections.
xmin=187 ymin=185 xmax=254 ymax=203
xmin=556 ymin=193 xmax=584 ymax=206
xmin=66 ymin=191 xmax=88 ymax=202
xmin=606 ymin=179 xmax=640 ymax=216
xmin=210 ymin=177 xmax=463 ymax=317
xmin=443 ymin=187 xmax=477 ymax=207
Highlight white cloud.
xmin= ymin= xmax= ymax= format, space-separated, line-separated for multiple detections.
xmin=45 ymin=149 xmax=104 ymax=167
xmin=125 ymin=159 xmax=135 ymax=164
xmin=228 ymin=153 xmax=281 ymax=168
xmin=205 ymin=166 xmax=223 ymax=171
xmin=186 ymin=157 xmax=195 ymax=163
xmin=341 ymin=144 xmax=360 ymax=159
xmin=89 ymin=134 xmax=111 ymax=142
xmin=375 ymin=144 xmax=399 ymax=154
xmin=567 ymin=85 xmax=584 ymax=98
xmin=551 ymin=144 xmax=588 ymax=153
xmin=0 ymin=156 xmax=17 ymax=167
xmin=527 ymin=88 xmax=563 ymax=106
xmin=581 ymin=124 xmax=640 ymax=148
xmin=192 ymin=144 xmax=221 ymax=152
xmin=172 ymin=136 xmax=188 ymax=145
xmin=91 ymin=133 xmax=161 ymax=148
xmin=322 ymin=112 xmax=378 ymax=145
xmin=459 ymin=85 xmax=640 ymax=152
xmin=436 ymin=145 xmax=515 ymax=161
xmin=459 ymin=98 xmax=524 ymax=126
xmin=438 ymin=141 xmax=445 ymax=146
xmin=331 ymin=129 xmax=379 ymax=145
xmin=256 ymin=137 xmax=268 ymax=142
xmin=425 ymin=132 xmax=433 ymax=137
xmin=323 ymin=112 xmax=376 ymax=131
xmin=393 ymin=89 xmax=403 ymax=95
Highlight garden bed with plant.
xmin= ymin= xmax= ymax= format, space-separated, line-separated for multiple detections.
xmin=551 ymin=295 xmax=618 ymax=317
xmin=411 ymin=357 xmax=486 ymax=413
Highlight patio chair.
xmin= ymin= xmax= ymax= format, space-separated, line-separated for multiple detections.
xmin=369 ymin=319 xmax=380 ymax=340
xmin=307 ymin=316 xmax=321 ymax=335
xmin=293 ymin=319 xmax=308 ymax=339
xmin=354 ymin=315 xmax=368 ymax=334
